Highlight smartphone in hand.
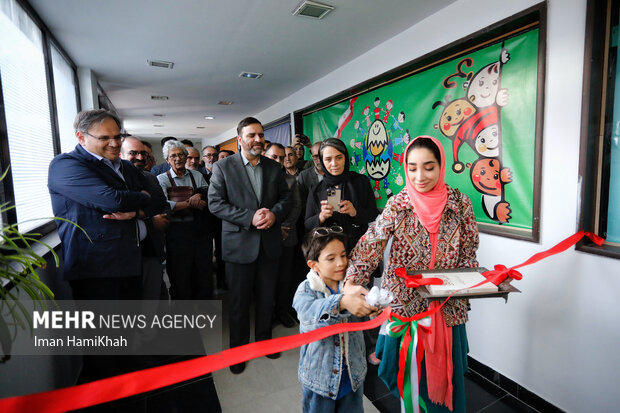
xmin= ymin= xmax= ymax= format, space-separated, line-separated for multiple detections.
xmin=326 ymin=186 xmax=342 ymax=210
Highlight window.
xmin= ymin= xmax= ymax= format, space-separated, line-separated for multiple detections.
xmin=579 ymin=0 xmax=620 ymax=257
xmin=0 ymin=0 xmax=79 ymax=235
xmin=51 ymin=44 xmax=79 ymax=154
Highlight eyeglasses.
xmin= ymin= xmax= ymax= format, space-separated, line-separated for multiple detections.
xmin=127 ymin=150 xmax=148 ymax=157
xmin=312 ymin=226 xmax=344 ymax=239
xmin=168 ymin=153 xmax=187 ymax=159
xmin=84 ymin=131 xmax=123 ymax=143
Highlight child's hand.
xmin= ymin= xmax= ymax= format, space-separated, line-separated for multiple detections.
xmin=340 ymin=294 xmax=378 ymax=317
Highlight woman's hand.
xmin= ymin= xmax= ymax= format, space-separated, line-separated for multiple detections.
xmin=318 ymin=200 xmax=334 ymax=224
xmin=339 ymin=200 xmax=357 ymax=217
xmin=340 ymin=294 xmax=378 ymax=317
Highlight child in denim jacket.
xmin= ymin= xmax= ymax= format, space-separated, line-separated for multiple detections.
xmin=293 ymin=226 xmax=378 ymax=413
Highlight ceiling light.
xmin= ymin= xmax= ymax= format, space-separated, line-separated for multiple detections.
xmin=151 ymin=95 xmax=169 ymax=101
xmin=204 ymin=116 xmax=215 ymax=120
xmin=147 ymin=59 xmax=174 ymax=69
xmin=239 ymin=72 xmax=262 ymax=79
xmin=218 ymin=101 xmax=233 ymax=105
xmin=153 ymin=113 xmax=165 ymax=117
xmin=292 ymin=0 xmax=334 ymax=19
xmin=196 ymin=126 xmax=205 ymax=129
xmin=153 ymin=124 xmax=164 ymax=127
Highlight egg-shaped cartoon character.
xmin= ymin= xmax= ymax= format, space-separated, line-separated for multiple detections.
xmin=474 ymin=124 xmax=500 ymax=157
xmin=364 ymin=119 xmax=392 ymax=182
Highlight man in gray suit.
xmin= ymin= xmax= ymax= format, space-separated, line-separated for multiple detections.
xmin=208 ymin=117 xmax=292 ymax=374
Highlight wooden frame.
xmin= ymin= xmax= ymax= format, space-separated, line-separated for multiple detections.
xmin=295 ymin=3 xmax=547 ymax=242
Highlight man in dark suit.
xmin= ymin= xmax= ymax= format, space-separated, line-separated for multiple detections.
xmin=48 ymin=110 xmax=152 ymax=388
xmin=48 ymin=110 xmax=152 ymax=301
xmin=208 ymin=117 xmax=292 ymax=374
xmin=120 ymin=136 xmax=170 ymax=300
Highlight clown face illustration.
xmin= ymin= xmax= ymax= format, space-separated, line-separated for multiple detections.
xmin=474 ymin=124 xmax=500 ymax=157
xmin=435 ymin=98 xmax=476 ymax=138
xmin=467 ymin=62 xmax=502 ymax=108
xmin=470 ymin=158 xmax=511 ymax=196
xmin=365 ymin=120 xmax=391 ymax=180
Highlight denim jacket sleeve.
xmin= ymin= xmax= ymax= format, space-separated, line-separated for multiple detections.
xmin=293 ymin=281 xmax=350 ymax=332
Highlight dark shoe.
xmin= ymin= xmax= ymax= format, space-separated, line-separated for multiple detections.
xmin=229 ymin=362 xmax=246 ymax=374
xmin=278 ymin=313 xmax=296 ymax=328
xmin=265 ymin=352 xmax=281 ymax=359
xmin=367 ymin=352 xmax=381 ymax=366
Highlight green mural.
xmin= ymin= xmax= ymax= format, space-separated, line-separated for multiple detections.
xmin=303 ymin=28 xmax=540 ymax=231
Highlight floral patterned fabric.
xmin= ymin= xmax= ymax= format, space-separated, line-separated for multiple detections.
xmin=346 ymin=186 xmax=479 ymax=327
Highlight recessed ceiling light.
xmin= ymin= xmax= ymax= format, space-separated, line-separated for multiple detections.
xmin=239 ymin=72 xmax=262 ymax=79
xmin=155 ymin=133 xmax=164 ymax=135
xmin=196 ymin=126 xmax=205 ymax=129
xmin=151 ymin=95 xmax=169 ymax=101
xmin=153 ymin=113 xmax=165 ymax=117
xmin=147 ymin=59 xmax=174 ymax=69
xmin=153 ymin=124 xmax=164 ymax=127
xmin=218 ymin=101 xmax=233 ymax=105
xmin=204 ymin=116 xmax=215 ymax=120
xmin=292 ymin=0 xmax=334 ymax=19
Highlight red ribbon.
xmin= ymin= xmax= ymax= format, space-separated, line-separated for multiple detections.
xmin=389 ymin=298 xmax=448 ymax=401
xmin=395 ymin=267 xmax=444 ymax=288
xmin=0 ymin=309 xmax=392 ymax=413
xmin=0 ymin=231 xmax=606 ymax=412
xmin=480 ymin=231 xmax=604 ymax=286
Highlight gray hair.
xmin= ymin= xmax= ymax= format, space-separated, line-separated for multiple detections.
xmin=162 ymin=139 xmax=188 ymax=159
xmin=73 ymin=109 xmax=122 ymax=133
xmin=187 ymin=146 xmax=200 ymax=156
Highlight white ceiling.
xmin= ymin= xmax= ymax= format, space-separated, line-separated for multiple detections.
xmin=29 ymin=0 xmax=456 ymax=142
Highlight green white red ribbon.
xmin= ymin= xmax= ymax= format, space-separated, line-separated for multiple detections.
xmin=386 ymin=309 xmax=439 ymax=413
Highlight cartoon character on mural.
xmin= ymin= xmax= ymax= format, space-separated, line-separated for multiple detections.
xmin=363 ymin=119 xmax=393 ymax=197
xmin=470 ymin=158 xmax=512 ymax=223
xmin=433 ymin=45 xmax=512 ymax=224
xmin=383 ymin=100 xmax=393 ymax=123
xmin=373 ymin=97 xmax=382 ymax=120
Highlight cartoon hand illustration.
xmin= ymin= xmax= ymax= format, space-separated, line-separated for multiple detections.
xmin=496 ymin=202 xmax=512 ymax=223
xmin=501 ymin=167 xmax=512 ymax=183
xmin=500 ymin=48 xmax=510 ymax=65
xmin=496 ymin=88 xmax=509 ymax=107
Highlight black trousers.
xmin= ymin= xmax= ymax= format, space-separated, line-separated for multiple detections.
xmin=275 ymin=245 xmax=295 ymax=317
xmin=226 ymin=246 xmax=279 ymax=349
xmin=166 ymin=221 xmax=213 ymax=300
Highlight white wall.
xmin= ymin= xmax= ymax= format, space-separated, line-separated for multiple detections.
xmin=214 ymin=0 xmax=620 ymax=411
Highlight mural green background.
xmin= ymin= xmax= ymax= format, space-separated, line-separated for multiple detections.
xmin=303 ymin=29 xmax=539 ymax=231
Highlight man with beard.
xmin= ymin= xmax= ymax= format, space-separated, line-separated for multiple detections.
xmin=200 ymin=145 xmax=218 ymax=183
xmin=120 ymin=136 xmax=169 ymax=299
xmin=208 ymin=117 xmax=292 ymax=374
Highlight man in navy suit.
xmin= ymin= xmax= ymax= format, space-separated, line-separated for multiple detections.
xmin=208 ymin=117 xmax=292 ymax=374
xmin=48 ymin=110 xmax=151 ymax=301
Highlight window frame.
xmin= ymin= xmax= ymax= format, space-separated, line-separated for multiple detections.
xmin=0 ymin=0 xmax=80 ymax=238
xmin=578 ymin=0 xmax=620 ymax=258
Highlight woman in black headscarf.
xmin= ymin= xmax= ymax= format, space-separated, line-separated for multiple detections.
xmin=304 ymin=138 xmax=379 ymax=252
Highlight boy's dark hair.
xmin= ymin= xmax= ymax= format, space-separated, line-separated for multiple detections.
xmin=302 ymin=228 xmax=348 ymax=262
